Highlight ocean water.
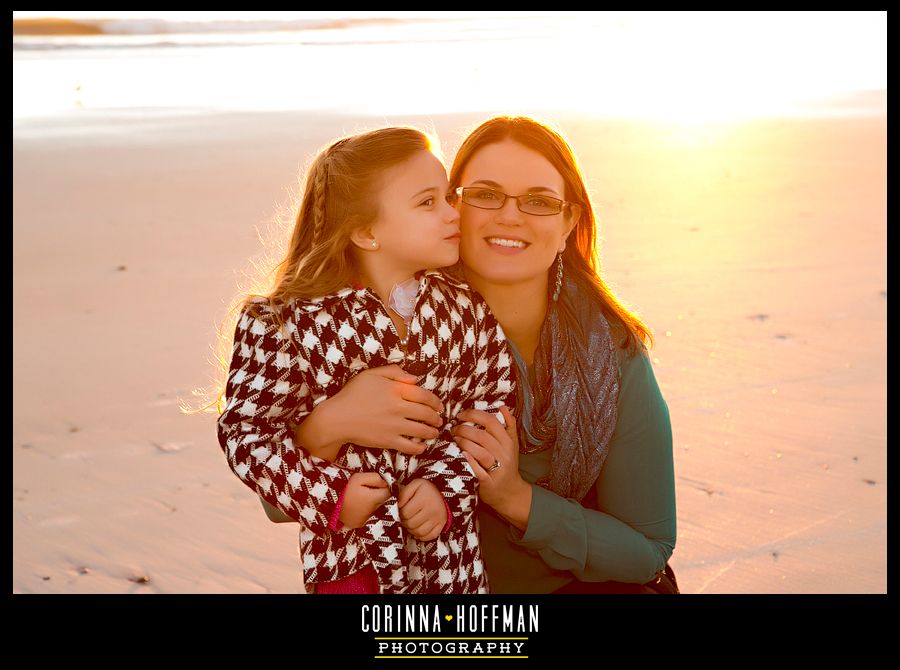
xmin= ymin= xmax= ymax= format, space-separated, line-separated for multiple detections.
xmin=13 ymin=11 xmax=887 ymax=122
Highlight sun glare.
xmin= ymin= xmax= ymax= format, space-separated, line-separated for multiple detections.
xmin=13 ymin=11 xmax=885 ymax=123
xmin=562 ymin=11 xmax=885 ymax=123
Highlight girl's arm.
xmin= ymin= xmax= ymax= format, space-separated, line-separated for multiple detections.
xmin=217 ymin=301 xmax=354 ymax=535
xmin=414 ymin=294 xmax=516 ymax=528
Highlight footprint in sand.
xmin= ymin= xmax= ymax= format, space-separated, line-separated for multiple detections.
xmin=60 ymin=451 xmax=92 ymax=461
xmin=748 ymin=314 xmax=770 ymax=322
xmin=863 ymin=479 xmax=877 ymax=486
xmin=37 ymin=515 xmax=79 ymax=527
xmin=130 ymin=574 xmax=151 ymax=585
xmin=152 ymin=441 xmax=193 ymax=454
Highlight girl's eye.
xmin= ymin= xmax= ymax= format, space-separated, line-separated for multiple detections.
xmin=420 ymin=197 xmax=435 ymax=207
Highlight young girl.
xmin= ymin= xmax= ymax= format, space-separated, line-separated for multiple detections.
xmin=216 ymin=127 xmax=514 ymax=594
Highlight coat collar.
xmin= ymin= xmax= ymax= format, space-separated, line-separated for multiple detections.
xmin=289 ymin=269 xmax=471 ymax=315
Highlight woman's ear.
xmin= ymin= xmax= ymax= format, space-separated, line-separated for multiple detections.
xmin=565 ymin=203 xmax=581 ymax=230
xmin=349 ymin=226 xmax=379 ymax=251
xmin=559 ymin=206 xmax=579 ymax=253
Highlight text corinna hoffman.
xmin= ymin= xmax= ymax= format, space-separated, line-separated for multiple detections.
xmin=361 ymin=604 xmax=539 ymax=633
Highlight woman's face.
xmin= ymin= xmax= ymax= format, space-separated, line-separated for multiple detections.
xmin=457 ymin=139 xmax=575 ymax=291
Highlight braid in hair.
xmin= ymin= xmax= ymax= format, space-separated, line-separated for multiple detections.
xmin=311 ymin=159 xmax=329 ymax=245
xmin=311 ymin=137 xmax=353 ymax=245
xmin=266 ymin=127 xmax=430 ymax=304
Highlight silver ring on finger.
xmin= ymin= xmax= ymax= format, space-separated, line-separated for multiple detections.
xmin=487 ymin=459 xmax=501 ymax=473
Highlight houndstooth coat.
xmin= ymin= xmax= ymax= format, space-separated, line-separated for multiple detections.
xmin=217 ymin=270 xmax=515 ymax=593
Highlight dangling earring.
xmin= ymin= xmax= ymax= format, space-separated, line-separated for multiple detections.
xmin=552 ymin=253 xmax=564 ymax=302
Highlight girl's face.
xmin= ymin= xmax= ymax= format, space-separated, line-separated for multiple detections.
xmin=457 ymin=139 xmax=575 ymax=290
xmin=368 ymin=149 xmax=460 ymax=276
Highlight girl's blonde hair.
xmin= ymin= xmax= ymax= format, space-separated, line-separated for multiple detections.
xmin=190 ymin=126 xmax=438 ymax=414
xmin=448 ymin=116 xmax=653 ymax=354
xmin=259 ymin=126 xmax=438 ymax=309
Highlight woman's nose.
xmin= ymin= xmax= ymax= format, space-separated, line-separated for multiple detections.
xmin=495 ymin=197 xmax=524 ymax=225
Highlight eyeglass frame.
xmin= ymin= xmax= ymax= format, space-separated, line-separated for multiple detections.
xmin=448 ymin=186 xmax=581 ymax=218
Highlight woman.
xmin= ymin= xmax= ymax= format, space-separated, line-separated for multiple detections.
xmin=284 ymin=116 xmax=677 ymax=593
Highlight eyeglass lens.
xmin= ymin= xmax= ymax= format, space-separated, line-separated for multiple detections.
xmin=461 ymin=188 xmax=563 ymax=215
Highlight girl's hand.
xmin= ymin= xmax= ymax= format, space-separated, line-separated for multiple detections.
xmin=338 ymin=472 xmax=391 ymax=529
xmin=398 ymin=478 xmax=447 ymax=542
xmin=452 ymin=406 xmax=530 ymax=521
xmin=296 ymin=365 xmax=444 ymax=459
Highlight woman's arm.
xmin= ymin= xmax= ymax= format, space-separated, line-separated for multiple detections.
xmin=511 ymin=349 xmax=676 ymax=583
xmin=294 ymin=365 xmax=444 ymax=460
xmin=259 ymin=495 xmax=294 ymax=523
xmin=253 ymin=359 xmax=446 ymax=524
xmin=457 ymin=348 xmax=675 ymax=584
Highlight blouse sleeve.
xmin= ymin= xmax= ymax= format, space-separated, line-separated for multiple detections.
xmin=216 ymin=301 xmax=353 ymax=535
xmin=509 ymin=347 xmax=676 ymax=584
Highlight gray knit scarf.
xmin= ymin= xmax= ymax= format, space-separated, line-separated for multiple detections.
xmin=511 ymin=275 xmax=619 ymax=502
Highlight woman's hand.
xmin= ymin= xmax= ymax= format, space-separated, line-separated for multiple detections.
xmin=338 ymin=472 xmax=391 ymax=529
xmin=398 ymin=478 xmax=447 ymax=542
xmin=452 ymin=405 xmax=532 ymax=530
xmin=295 ymin=365 xmax=444 ymax=460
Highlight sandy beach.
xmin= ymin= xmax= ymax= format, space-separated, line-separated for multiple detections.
xmin=12 ymin=105 xmax=886 ymax=594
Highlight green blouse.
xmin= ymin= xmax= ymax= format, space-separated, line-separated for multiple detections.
xmin=477 ymin=345 xmax=676 ymax=594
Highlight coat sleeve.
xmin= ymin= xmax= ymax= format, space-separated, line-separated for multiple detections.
xmin=414 ymin=294 xmax=516 ymax=530
xmin=216 ymin=301 xmax=353 ymax=535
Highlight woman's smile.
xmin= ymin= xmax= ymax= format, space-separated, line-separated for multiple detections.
xmin=485 ymin=235 xmax=530 ymax=253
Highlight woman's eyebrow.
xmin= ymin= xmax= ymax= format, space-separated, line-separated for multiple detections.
xmin=470 ymin=179 xmax=559 ymax=195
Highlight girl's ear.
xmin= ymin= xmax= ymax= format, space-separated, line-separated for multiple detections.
xmin=349 ymin=226 xmax=379 ymax=251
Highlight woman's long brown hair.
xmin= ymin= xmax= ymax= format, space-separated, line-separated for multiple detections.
xmin=448 ymin=116 xmax=653 ymax=355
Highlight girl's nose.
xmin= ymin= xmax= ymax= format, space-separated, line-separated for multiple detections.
xmin=443 ymin=200 xmax=460 ymax=224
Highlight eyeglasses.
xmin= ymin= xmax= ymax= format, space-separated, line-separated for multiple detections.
xmin=447 ymin=186 xmax=580 ymax=217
